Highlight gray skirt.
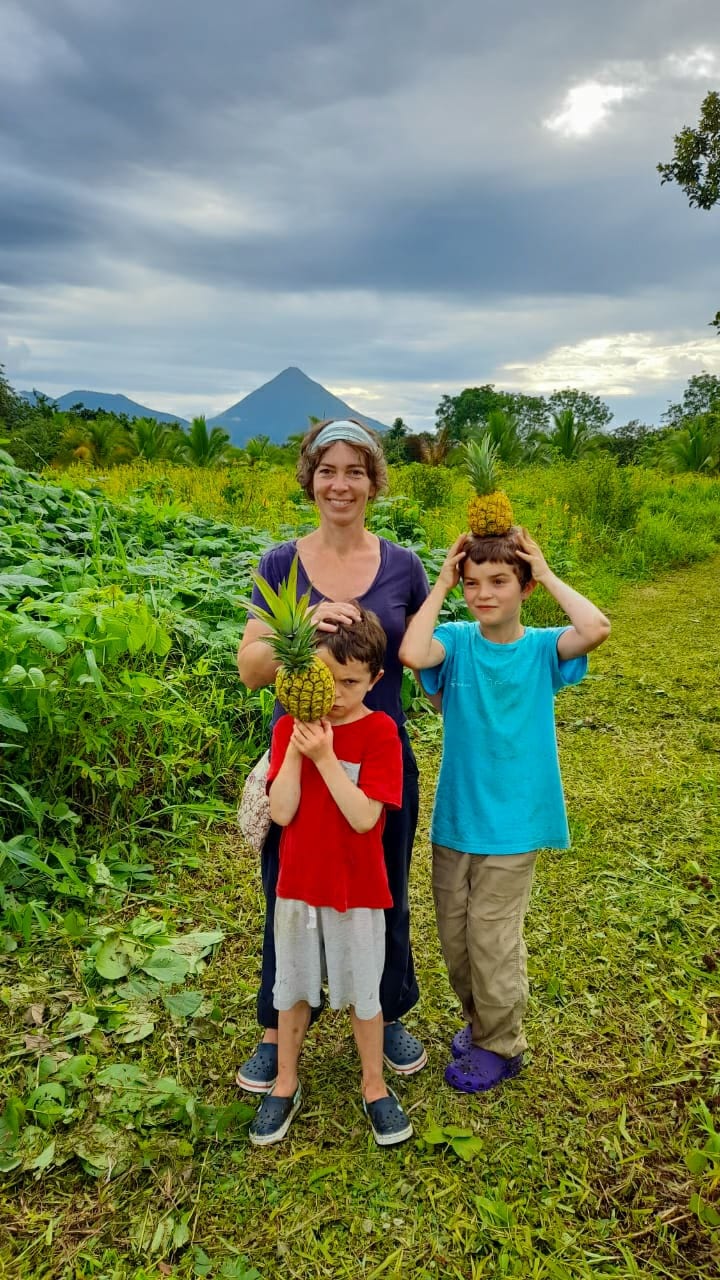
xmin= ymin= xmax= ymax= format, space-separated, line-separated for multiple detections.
xmin=273 ymin=897 xmax=385 ymax=1021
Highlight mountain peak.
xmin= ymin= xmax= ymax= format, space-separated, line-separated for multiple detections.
xmin=209 ymin=368 xmax=387 ymax=445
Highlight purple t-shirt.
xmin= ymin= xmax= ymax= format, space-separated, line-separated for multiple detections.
xmin=250 ymin=538 xmax=430 ymax=726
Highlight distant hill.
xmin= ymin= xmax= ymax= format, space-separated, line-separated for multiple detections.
xmin=209 ymin=367 xmax=388 ymax=445
xmin=20 ymin=390 xmax=188 ymax=426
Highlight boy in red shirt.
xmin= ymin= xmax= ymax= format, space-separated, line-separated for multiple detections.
xmin=249 ymin=608 xmax=412 ymax=1147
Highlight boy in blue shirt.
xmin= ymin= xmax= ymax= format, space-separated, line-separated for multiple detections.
xmin=399 ymin=526 xmax=610 ymax=1092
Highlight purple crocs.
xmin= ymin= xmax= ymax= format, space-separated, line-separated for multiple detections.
xmin=451 ymin=1024 xmax=473 ymax=1059
xmin=444 ymin=1045 xmax=523 ymax=1094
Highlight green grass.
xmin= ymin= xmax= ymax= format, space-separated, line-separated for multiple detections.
xmin=2 ymin=552 xmax=719 ymax=1279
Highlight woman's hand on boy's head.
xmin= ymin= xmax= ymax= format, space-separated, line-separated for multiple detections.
xmin=515 ymin=528 xmax=551 ymax=583
xmin=438 ymin=534 xmax=468 ymax=593
xmin=291 ymin=717 xmax=334 ymax=762
xmin=310 ymin=601 xmax=362 ymax=634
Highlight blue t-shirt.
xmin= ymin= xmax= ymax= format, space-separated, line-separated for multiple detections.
xmin=250 ymin=538 xmax=429 ymax=727
xmin=420 ymin=622 xmax=587 ymax=855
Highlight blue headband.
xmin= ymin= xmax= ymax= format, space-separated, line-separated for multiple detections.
xmin=309 ymin=420 xmax=381 ymax=455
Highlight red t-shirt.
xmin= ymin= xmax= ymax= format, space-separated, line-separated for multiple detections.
xmin=267 ymin=711 xmax=403 ymax=912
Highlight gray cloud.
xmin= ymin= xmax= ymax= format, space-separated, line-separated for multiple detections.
xmin=1 ymin=0 xmax=719 ymax=425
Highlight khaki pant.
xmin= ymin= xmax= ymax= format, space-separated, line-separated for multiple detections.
xmin=432 ymin=844 xmax=538 ymax=1058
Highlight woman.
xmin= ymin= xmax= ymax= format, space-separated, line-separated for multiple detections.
xmin=236 ymin=419 xmax=430 ymax=1091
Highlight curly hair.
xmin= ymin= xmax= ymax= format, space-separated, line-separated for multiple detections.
xmin=296 ymin=419 xmax=389 ymax=502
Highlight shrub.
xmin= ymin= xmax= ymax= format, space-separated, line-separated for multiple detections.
xmin=553 ymin=456 xmax=645 ymax=540
xmin=392 ymin=462 xmax=456 ymax=510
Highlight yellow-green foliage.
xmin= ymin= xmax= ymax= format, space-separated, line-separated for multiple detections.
xmin=49 ymin=456 xmax=720 ymax=580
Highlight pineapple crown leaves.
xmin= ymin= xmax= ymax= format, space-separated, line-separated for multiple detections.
xmin=238 ymin=555 xmax=320 ymax=664
xmin=462 ymin=435 xmax=502 ymax=497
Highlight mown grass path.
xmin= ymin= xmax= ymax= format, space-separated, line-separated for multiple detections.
xmin=4 ymin=555 xmax=719 ymax=1279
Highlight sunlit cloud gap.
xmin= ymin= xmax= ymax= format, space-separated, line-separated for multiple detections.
xmin=544 ymin=81 xmax=641 ymax=138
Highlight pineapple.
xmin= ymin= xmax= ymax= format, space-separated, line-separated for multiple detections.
xmin=241 ymin=555 xmax=335 ymax=720
xmin=463 ymin=436 xmax=514 ymax=536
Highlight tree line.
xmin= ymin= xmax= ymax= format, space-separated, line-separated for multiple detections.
xmin=2 ymin=367 xmax=720 ymax=475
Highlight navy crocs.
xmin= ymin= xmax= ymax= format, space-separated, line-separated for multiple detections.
xmin=236 ymin=1041 xmax=278 ymax=1093
xmin=362 ymin=1087 xmax=413 ymax=1147
xmin=249 ymin=1083 xmax=302 ymax=1146
xmin=383 ymin=1021 xmax=427 ymax=1075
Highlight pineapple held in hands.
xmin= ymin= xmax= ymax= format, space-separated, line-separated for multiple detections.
xmin=463 ymin=435 xmax=514 ymax=536
xmin=242 ymin=555 xmax=335 ymax=720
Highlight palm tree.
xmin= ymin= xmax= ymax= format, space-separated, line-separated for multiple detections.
xmin=59 ymin=414 xmax=133 ymax=466
xmin=540 ymin=409 xmax=600 ymax=462
xmin=420 ymin=425 xmax=453 ymax=465
xmin=178 ymin=415 xmax=233 ymax=467
xmin=243 ymin=435 xmax=272 ymax=466
xmin=129 ymin=418 xmax=176 ymax=461
xmin=662 ymin=417 xmax=719 ymax=473
xmin=479 ymin=409 xmax=526 ymax=466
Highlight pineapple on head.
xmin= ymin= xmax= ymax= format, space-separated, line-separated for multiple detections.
xmin=463 ymin=435 xmax=514 ymax=537
xmin=241 ymin=555 xmax=335 ymax=720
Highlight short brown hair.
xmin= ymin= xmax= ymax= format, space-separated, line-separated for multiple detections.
xmin=296 ymin=419 xmax=388 ymax=502
xmin=316 ymin=606 xmax=386 ymax=678
xmin=463 ymin=527 xmax=532 ymax=588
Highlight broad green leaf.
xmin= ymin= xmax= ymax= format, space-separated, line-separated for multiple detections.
xmin=140 ymin=947 xmax=191 ymax=984
xmin=57 ymin=1009 xmax=99 ymax=1039
xmin=26 ymin=1084 xmax=66 ymax=1129
xmin=54 ymin=1054 xmax=97 ymax=1089
xmin=449 ymin=1134 xmax=485 ymax=1162
xmin=163 ymin=990 xmax=205 ymax=1018
xmin=28 ymin=1140 xmax=56 ymax=1174
xmin=94 ymin=935 xmax=135 ymax=980
xmin=421 ymin=1119 xmax=447 ymax=1145
xmin=192 ymin=1246 xmax=213 ymax=1277
xmin=96 ymin=1063 xmax=146 ymax=1088
xmin=685 ymin=1148 xmax=709 ymax=1175
xmin=73 ymin=1123 xmax=136 ymax=1178
xmin=1 ymin=1097 xmax=25 ymax=1139
xmin=0 ymin=707 xmax=28 ymax=733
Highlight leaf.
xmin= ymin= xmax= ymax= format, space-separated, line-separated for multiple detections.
xmin=54 ymin=1054 xmax=97 ymax=1089
xmin=140 ymin=947 xmax=191 ymax=984
xmin=690 ymin=1193 xmax=720 ymax=1227
xmin=192 ymin=1247 xmax=213 ymax=1278
xmin=1 ymin=1097 xmax=25 ymax=1139
xmin=73 ymin=1123 xmax=136 ymax=1177
xmin=172 ymin=1216 xmax=192 ymax=1249
xmin=26 ymin=1083 xmax=66 ymax=1129
xmin=96 ymin=1063 xmax=146 ymax=1088
xmin=28 ymin=1140 xmax=56 ymax=1174
xmin=0 ymin=707 xmax=28 ymax=733
xmin=118 ymin=1016 xmax=155 ymax=1044
xmin=57 ymin=1009 xmax=99 ymax=1039
xmin=420 ymin=1119 xmax=447 ymax=1146
xmin=685 ymin=1148 xmax=709 ymax=1175
xmin=220 ymin=1261 xmax=262 ymax=1280
xmin=449 ymin=1134 xmax=484 ymax=1162
xmin=94 ymin=935 xmax=135 ymax=981
xmin=163 ymin=989 xmax=205 ymax=1018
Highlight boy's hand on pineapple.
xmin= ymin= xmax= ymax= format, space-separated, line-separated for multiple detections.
xmin=310 ymin=601 xmax=362 ymax=633
xmin=438 ymin=534 xmax=468 ymax=593
xmin=515 ymin=528 xmax=551 ymax=583
xmin=291 ymin=718 xmax=335 ymax=763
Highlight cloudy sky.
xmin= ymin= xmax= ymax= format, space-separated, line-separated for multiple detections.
xmin=1 ymin=0 xmax=719 ymax=429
